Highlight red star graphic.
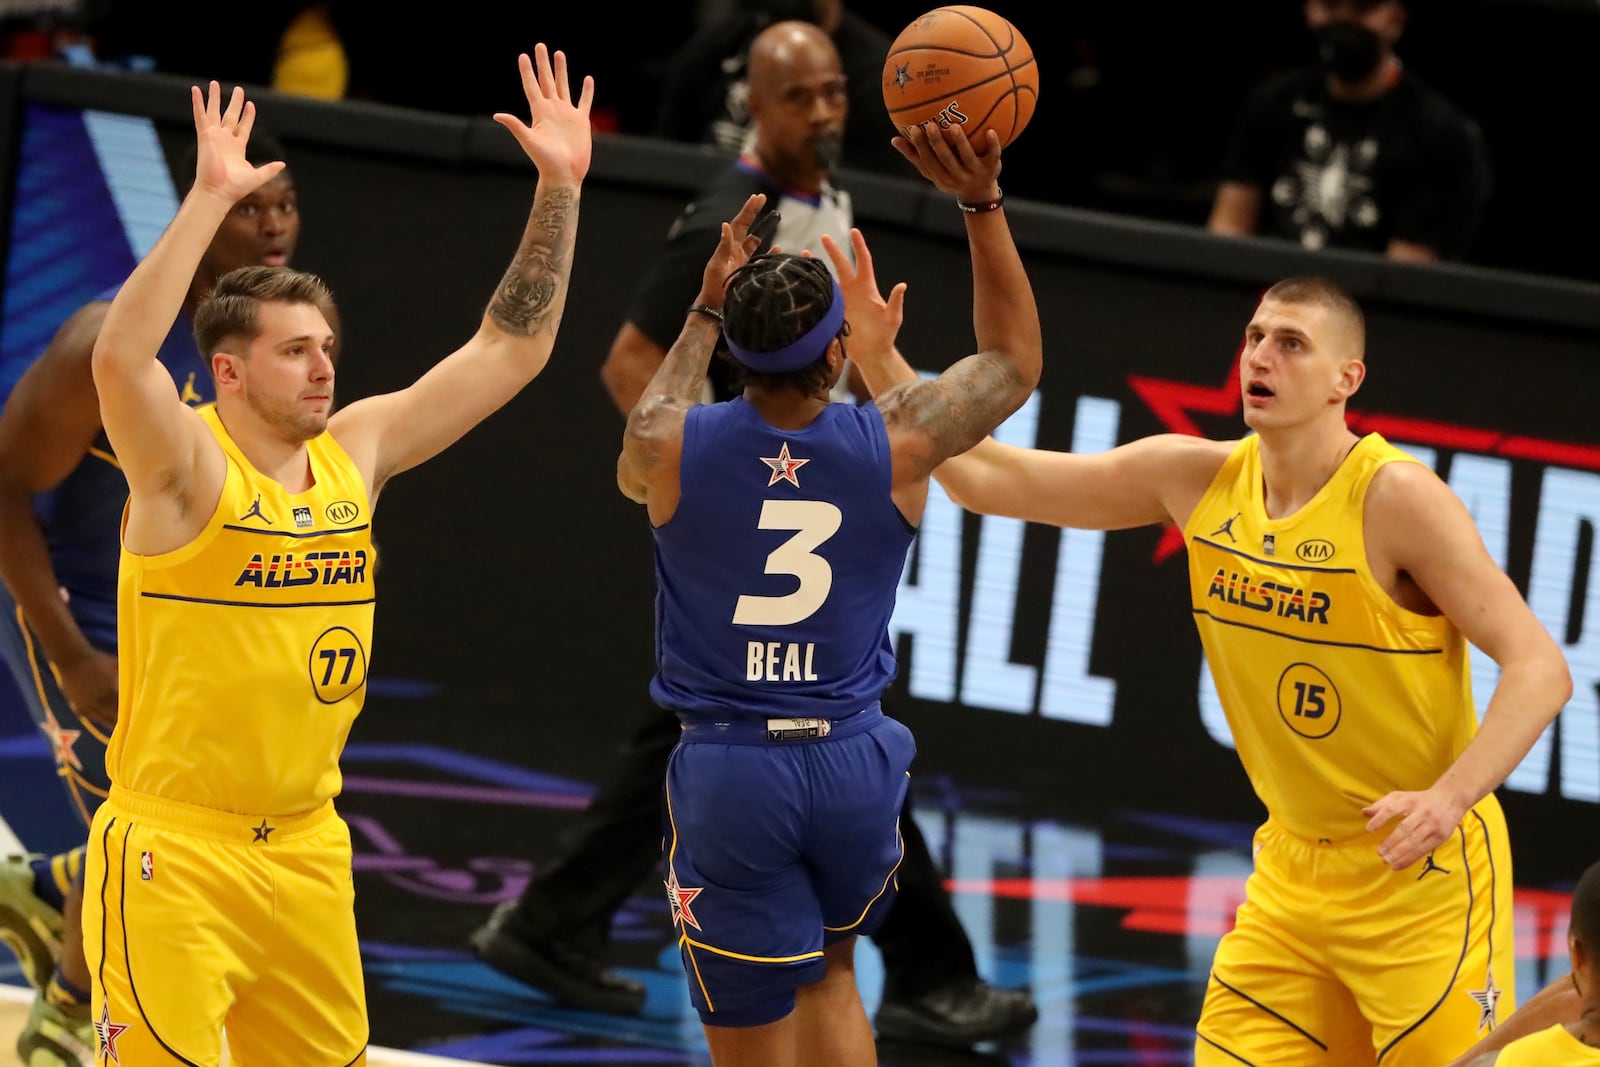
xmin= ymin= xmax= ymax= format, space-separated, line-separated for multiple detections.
xmin=41 ymin=707 xmax=82 ymax=771
xmin=665 ymin=868 xmax=704 ymax=931
xmin=95 ymin=1002 xmax=129 ymax=1064
xmin=760 ymin=442 xmax=811 ymax=488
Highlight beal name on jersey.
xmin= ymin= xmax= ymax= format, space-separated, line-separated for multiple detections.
xmin=746 ymin=641 xmax=819 ymax=682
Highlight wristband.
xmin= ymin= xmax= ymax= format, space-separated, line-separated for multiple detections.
xmin=956 ymin=193 xmax=1004 ymax=214
xmin=687 ymin=303 xmax=724 ymax=324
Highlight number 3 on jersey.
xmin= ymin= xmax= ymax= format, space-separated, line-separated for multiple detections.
xmin=732 ymin=500 xmax=842 ymax=626
xmin=309 ymin=626 xmax=369 ymax=704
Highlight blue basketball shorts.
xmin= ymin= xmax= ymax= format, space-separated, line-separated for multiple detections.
xmin=663 ymin=707 xmax=915 ymax=1027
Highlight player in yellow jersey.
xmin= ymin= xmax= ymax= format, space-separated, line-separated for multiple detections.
xmin=825 ymin=227 xmax=1573 ymax=1067
xmin=81 ymin=49 xmax=593 ymax=1066
xmin=1455 ymin=859 xmax=1600 ymax=1065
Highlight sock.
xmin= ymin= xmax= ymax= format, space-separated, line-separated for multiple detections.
xmin=45 ymin=969 xmax=91 ymax=1009
xmin=28 ymin=846 xmax=84 ymax=912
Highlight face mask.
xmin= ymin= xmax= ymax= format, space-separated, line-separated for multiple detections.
xmin=1317 ymin=21 xmax=1384 ymax=82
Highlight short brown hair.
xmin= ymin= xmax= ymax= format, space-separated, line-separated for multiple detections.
xmin=1262 ymin=276 xmax=1366 ymax=357
xmin=193 ymin=265 xmax=335 ymax=359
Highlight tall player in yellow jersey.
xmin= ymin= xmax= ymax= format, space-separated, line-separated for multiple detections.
xmin=826 ymin=232 xmax=1573 ymax=1067
xmin=82 ymin=49 xmax=593 ymax=1066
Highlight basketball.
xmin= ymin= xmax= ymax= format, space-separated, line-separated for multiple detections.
xmin=882 ymin=7 xmax=1037 ymax=148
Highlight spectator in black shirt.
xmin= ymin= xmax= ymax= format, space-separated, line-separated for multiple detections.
xmin=1208 ymin=0 xmax=1490 ymax=262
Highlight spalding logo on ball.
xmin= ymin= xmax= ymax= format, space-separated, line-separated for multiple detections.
xmin=882 ymin=6 xmax=1037 ymax=148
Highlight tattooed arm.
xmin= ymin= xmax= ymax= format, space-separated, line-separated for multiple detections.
xmin=874 ymin=122 xmax=1042 ymax=522
xmin=331 ymin=46 xmax=594 ymax=491
xmin=619 ymin=193 xmax=768 ymax=523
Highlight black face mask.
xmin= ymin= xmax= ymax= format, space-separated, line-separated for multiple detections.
xmin=1317 ymin=22 xmax=1385 ymax=82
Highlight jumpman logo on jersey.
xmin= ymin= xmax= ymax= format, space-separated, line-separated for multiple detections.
xmin=252 ymin=818 xmax=275 ymax=843
xmin=94 ymin=1002 xmax=129 ymax=1064
xmin=1417 ymin=852 xmax=1451 ymax=880
xmin=1467 ymin=970 xmax=1501 ymax=1031
xmin=179 ymin=372 xmax=203 ymax=405
xmin=665 ymin=868 xmax=704 ymax=931
xmin=761 ymin=442 xmax=810 ymax=488
xmin=1210 ymin=512 xmax=1242 ymax=542
xmin=238 ymin=494 xmax=269 ymax=524
xmin=41 ymin=707 xmax=82 ymax=771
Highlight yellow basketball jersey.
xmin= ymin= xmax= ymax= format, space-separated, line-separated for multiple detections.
xmin=1496 ymin=1024 xmax=1600 ymax=1066
xmin=1182 ymin=433 xmax=1477 ymax=841
xmin=108 ymin=405 xmax=375 ymax=815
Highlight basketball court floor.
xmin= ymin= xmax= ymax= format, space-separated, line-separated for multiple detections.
xmin=0 ymin=699 xmax=1577 ymax=1067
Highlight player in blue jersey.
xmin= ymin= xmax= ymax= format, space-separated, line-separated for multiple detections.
xmin=616 ymin=120 xmax=1041 ymax=1066
xmin=0 ymin=129 xmax=305 ymax=1067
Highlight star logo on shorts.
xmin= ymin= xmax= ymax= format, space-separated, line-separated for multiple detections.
xmin=41 ymin=707 xmax=82 ymax=771
xmin=1467 ymin=970 xmax=1501 ymax=1031
xmin=252 ymin=818 xmax=275 ymax=843
xmin=95 ymin=1002 xmax=129 ymax=1064
xmin=665 ymin=868 xmax=704 ymax=932
xmin=761 ymin=442 xmax=810 ymax=488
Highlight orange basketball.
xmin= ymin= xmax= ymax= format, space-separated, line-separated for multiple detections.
xmin=882 ymin=6 xmax=1037 ymax=148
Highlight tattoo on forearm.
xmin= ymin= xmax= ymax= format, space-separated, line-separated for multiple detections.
xmin=489 ymin=186 xmax=576 ymax=336
xmin=880 ymin=353 xmax=1024 ymax=480
xmin=654 ymin=319 xmax=720 ymax=403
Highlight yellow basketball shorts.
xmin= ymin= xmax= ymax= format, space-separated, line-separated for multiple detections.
xmin=83 ymin=787 xmax=368 ymax=1066
xmin=1196 ymin=799 xmax=1514 ymax=1067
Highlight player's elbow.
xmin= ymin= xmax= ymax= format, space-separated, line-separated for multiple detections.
xmin=1011 ymin=342 xmax=1043 ymax=391
xmin=616 ymin=462 xmax=648 ymax=504
xmin=1550 ymin=653 xmax=1575 ymax=712
xmin=88 ymin=339 xmax=120 ymax=389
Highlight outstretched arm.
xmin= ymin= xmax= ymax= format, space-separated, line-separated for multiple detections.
xmin=868 ymin=123 xmax=1041 ymax=509
xmin=824 ymin=225 xmax=1225 ymax=531
xmin=618 ymin=193 xmax=768 ymax=522
xmin=91 ymin=83 xmax=281 ymax=515
xmin=330 ymin=46 xmax=592 ymax=490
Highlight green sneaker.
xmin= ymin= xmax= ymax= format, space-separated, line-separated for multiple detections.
xmin=0 ymin=853 xmax=65 ymax=990
xmin=16 ymin=994 xmax=93 ymax=1067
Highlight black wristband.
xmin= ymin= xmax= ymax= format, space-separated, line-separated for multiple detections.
xmin=687 ymin=303 xmax=724 ymax=324
xmin=956 ymin=193 xmax=1005 ymax=214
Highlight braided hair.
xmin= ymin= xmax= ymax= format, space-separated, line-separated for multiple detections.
xmin=719 ymin=252 xmax=848 ymax=394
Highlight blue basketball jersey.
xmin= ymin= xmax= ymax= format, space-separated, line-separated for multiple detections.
xmin=31 ymin=286 xmax=210 ymax=649
xmin=650 ymin=398 xmax=915 ymax=721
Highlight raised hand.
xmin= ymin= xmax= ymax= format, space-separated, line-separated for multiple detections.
xmin=494 ymin=44 xmax=595 ymax=185
xmin=821 ymin=228 xmax=905 ymax=364
xmin=695 ymin=193 xmax=771 ymax=308
xmin=891 ymin=121 xmax=1003 ymax=204
xmin=188 ymin=82 xmax=285 ymax=205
